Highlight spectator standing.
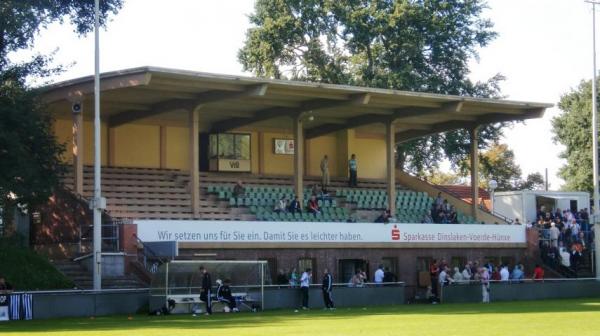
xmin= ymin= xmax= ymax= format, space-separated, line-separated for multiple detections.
xmin=549 ymin=222 xmax=560 ymax=248
xmin=511 ymin=265 xmax=524 ymax=282
xmin=374 ymin=265 xmax=385 ymax=286
xmin=480 ymin=267 xmax=490 ymax=303
xmin=533 ymin=264 xmax=544 ymax=281
xmin=491 ymin=266 xmax=501 ymax=281
xmin=232 ymin=180 xmax=245 ymax=198
xmin=320 ymin=155 xmax=330 ymax=187
xmin=199 ymin=266 xmax=213 ymax=315
xmin=435 ymin=192 xmax=443 ymax=208
xmin=499 ymin=265 xmax=510 ymax=282
xmin=559 ymin=246 xmax=571 ymax=269
xmin=322 ymin=268 xmax=335 ymax=310
xmin=452 ymin=267 xmax=464 ymax=283
xmin=429 ymin=259 xmax=439 ymax=299
xmin=438 ymin=266 xmax=453 ymax=287
xmin=300 ymin=268 xmax=312 ymax=310
xmin=383 ymin=267 xmax=397 ymax=284
xmin=348 ymin=154 xmax=358 ymax=187
xmin=289 ymin=268 xmax=299 ymax=287
xmin=462 ymin=263 xmax=472 ymax=281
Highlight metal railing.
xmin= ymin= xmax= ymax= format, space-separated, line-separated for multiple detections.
xmin=132 ymin=233 xmax=169 ymax=274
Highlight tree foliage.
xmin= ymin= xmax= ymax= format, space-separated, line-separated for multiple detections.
xmin=517 ymin=172 xmax=545 ymax=191
xmin=0 ymin=0 xmax=123 ymax=231
xmin=552 ymin=79 xmax=595 ymax=193
xmin=239 ymin=0 xmax=508 ymax=173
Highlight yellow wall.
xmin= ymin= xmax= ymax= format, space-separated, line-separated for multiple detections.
xmin=261 ymin=132 xmax=294 ymax=175
xmin=350 ymin=133 xmax=386 ymax=179
xmin=251 ymin=132 xmax=259 ymax=174
xmin=307 ymin=135 xmax=338 ymax=177
xmin=51 ymin=118 xmax=388 ymax=178
xmin=53 ymin=118 xmax=108 ymax=166
xmin=165 ymin=126 xmax=189 ymax=170
xmin=114 ymin=124 xmax=160 ymax=168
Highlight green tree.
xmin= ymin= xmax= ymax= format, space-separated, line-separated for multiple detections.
xmin=239 ymin=0 xmax=507 ymax=173
xmin=0 ymin=0 xmax=123 ymax=233
xmin=552 ymin=79 xmax=594 ymax=193
xmin=517 ymin=172 xmax=545 ymax=190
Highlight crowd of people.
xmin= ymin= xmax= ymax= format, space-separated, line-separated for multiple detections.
xmin=535 ymin=206 xmax=592 ymax=274
xmin=422 ymin=192 xmax=459 ymax=224
xmin=428 ymin=258 xmax=544 ymax=303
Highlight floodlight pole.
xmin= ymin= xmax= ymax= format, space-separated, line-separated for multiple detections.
xmin=587 ymin=0 xmax=600 ymax=280
xmin=93 ymin=0 xmax=103 ymax=291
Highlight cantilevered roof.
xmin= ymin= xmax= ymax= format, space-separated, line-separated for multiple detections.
xmin=41 ymin=66 xmax=552 ymax=142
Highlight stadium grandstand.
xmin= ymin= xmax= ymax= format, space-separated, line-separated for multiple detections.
xmin=32 ymin=66 xmax=555 ymax=296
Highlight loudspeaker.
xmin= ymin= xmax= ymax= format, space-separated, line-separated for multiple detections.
xmin=72 ymin=102 xmax=82 ymax=114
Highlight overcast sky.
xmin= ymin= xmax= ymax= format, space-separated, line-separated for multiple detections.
xmin=12 ymin=0 xmax=598 ymax=189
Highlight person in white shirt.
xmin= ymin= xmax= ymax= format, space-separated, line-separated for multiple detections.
xmin=559 ymin=246 xmax=571 ymax=268
xmin=438 ymin=266 xmax=453 ymax=288
xmin=461 ymin=265 xmax=472 ymax=283
xmin=549 ymin=222 xmax=560 ymax=248
xmin=374 ymin=265 xmax=385 ymax=286
xmin=300 ymin=268 xmax=312 ymax=309
xmin=499 ymin=265 xmax=510 ymax=282
xmin=480 ymin=267 xmax=490 ymax=303
xmin=452 ymin=267 xmax=464 ymax=283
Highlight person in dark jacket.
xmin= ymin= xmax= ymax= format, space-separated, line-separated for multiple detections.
xmin=216 ymin=279 xmax=238 ymax=312
xmin=322 ymin=268 xmax=335 ymax=309
xmin=199 ymin=266 xmax=212 ymax=315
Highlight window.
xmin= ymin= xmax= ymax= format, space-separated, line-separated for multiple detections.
xmin=450 ymin=256 xmax=466 ymax=269
xmin=416 ymin=257 xmax=433 ymax=272
xmin=209 ymin=133 xmax=251 ymax=160
xmin=381 ymin=257 xmax=397 ymax=275
xmin=500 ymin=256 xmax=516 ymax=267
xmin=298 ymin=258 xmax=315 ymax=275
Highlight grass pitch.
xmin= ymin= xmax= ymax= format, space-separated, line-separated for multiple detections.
xmin=1 ymin=298 xmax=600 ymax=336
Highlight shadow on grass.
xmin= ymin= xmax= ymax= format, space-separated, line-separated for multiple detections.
xmin=2 ymin=298 xmax=600 ymax=333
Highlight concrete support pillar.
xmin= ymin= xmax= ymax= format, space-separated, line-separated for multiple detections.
xmin=72 ymin=111 xmax=84 ymax=195
xmin=385 ymin=121 xmax=396 ymax=217
xmin=189 ymin=110 xmax=200 ymax=218
xmin=293 ymin=116 xmax=304 ymax=204
xmin=470 ymin=126 xmax=480 ymax=222
xmin=159 ymin=126 xmax=167 ymax=169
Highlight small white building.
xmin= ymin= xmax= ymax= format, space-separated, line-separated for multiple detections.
xmin=493 ymin=190 xmax=590 ymax=224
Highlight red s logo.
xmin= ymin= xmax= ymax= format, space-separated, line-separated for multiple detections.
xmin=391 ymin=225 xmax=400 ymax=241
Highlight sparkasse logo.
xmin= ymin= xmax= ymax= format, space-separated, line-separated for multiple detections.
xmin=391 ymin=225 xmax=400 ymax=241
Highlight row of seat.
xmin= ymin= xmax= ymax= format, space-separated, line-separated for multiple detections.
xmin=335 ymin=188 xmax=424 ymax=197
xmin=256 ymin=210 xmax=351 ymax=222
xmin=231 ymin=197 xmax=338 ymax=208
xmin=346 ymin=194 xmax=433 ymax=204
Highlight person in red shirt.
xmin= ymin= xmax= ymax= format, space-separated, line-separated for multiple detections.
xmin=307 ymin=195 xmax=320 ymax=214
xmin=491 ymin=266 xmax=501 ymax=281
xmin=533 ymin=264 xmax=544 ymax=281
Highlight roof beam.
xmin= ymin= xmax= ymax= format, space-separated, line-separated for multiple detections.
xmin=395 ymin=108 xmax=544 ymax=143
xmin=210 ymin=93 xmax=370 ymax=133
xmin=305 ymin=101 xmax=462 ymax=139
xmin=108 ymin=84 xmax=268 ymax=128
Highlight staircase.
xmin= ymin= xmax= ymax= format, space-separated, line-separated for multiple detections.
xmin=52 ymin=259 xmax=147 ymax=289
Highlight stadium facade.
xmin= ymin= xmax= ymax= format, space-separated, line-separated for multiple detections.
xmin=36 ymin=67 xmax=551 ymax=293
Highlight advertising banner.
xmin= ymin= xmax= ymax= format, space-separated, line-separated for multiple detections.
xmin=135 ymin=220 xmax=526 ymax=246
